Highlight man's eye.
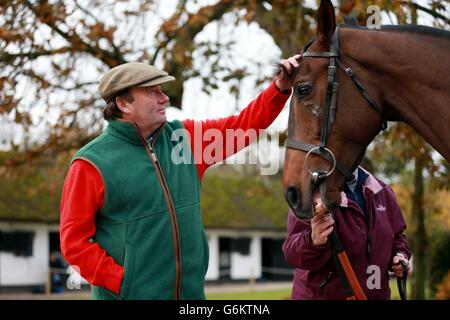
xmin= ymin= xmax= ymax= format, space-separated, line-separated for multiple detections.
xmin=296 ymin=83 xmax=313 ymax=98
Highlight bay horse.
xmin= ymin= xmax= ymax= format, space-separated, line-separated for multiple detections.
xmin=283 ymin=0 xmax=450 ymax=220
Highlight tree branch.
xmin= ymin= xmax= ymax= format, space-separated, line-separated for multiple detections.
xmin=155 ymin=0 xmax=238 ymax=108
xmin=0 ymin=47 xmax=71 ymax=64
xmin=23 ymin=0 xmax=126 ymax=67
xmin=401 ymin=1 xmax=450 ymax=25
xmin=51 ymin=81 xmax=98 ymax=91
xmin=252 ymin=0 xmax=316 ymax=56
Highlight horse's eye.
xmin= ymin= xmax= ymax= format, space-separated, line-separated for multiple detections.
xmin=296 ymin=83 xmax=313 ymax=99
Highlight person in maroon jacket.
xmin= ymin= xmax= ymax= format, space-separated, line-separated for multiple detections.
xmin=283 ymin=166 xmax=412 ymax=300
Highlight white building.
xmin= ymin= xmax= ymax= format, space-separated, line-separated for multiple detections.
xmin=205 ymin=229 xmax=292 ymax=282
xmin=0 ymin=221 xmax=61 ymax=291
xmin=0 ymin=170 xmax=293 ymax=292
xmin=0 ymin=223 xmax=292 ymax=292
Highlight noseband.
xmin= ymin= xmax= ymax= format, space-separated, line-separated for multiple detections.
xmin=285 ymin=27 xmax=388 ymax=183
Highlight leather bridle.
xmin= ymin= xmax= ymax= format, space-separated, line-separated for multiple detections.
xmin=284 ymin=26 xmax=392 ymax=301
xmin=285 ymin=27 xmax=388 ymax=184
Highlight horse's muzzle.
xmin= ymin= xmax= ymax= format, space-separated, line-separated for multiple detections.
xmin=285 ymin=186 xmax=314 ymax=220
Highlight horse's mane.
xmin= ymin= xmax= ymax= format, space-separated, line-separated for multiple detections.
xmin=273 ymin=24 xmax=449 ymax=77
xmin=343 ymin=24 xmax=450 ymax=40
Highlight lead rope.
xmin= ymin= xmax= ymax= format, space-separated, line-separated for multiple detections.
xmin=397 ymin=260 xmax=408 ymax=300
xmin=328 ymin=210 xmax=367 ymax=300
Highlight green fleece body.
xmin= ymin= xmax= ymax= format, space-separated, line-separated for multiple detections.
xmin=72 ymin=120 xmax=207 ymax=299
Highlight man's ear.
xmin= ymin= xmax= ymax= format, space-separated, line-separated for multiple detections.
xmin=115 ymin=96 xmax=130 ymax=113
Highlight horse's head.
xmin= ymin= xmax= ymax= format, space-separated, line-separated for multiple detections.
xmin=283 ymin=0 xmax=385 ymax=219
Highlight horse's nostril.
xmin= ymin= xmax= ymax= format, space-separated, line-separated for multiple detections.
xmin=286 ymin=186 xmax=300 ymax=209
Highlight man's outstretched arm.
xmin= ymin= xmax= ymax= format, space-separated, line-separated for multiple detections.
xmin=183 ymin=55 xmax=300 ymax=180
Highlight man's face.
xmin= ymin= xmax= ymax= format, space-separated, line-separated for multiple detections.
xmin=125 ymin=85 xmax=170 ymax=136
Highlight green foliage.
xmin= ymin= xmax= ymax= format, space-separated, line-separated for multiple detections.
xmin=429 ymin=231 xmax=450 ymax=297
xmin=201 ymin=172 xmax=288 ymax=229
xmin=0 ymin=155 xmax=288 ymax=229
xmin=368 ymin=123 xmax=449 ymax=300
xmin=0 ymin=151 xmax=71 ymax=222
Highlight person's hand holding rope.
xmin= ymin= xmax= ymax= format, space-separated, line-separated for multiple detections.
xmin=311 ymin=197 xmax=335 ymax=246
xmin=392 ymin=253 xmax=412 ymax=277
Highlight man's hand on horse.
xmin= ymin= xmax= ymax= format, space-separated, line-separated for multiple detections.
xmin=392 ymin=253 xmax=412 ymax=278
xmin=275 ymin=54 xmax=301 ymax=92
xmin=311 ymin=198 xmax=335 ymax=246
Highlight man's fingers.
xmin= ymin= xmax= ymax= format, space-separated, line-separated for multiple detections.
xmin=393 ymin=265 xmax=403 ymax=277
xmin=392 ymin=255 xmax=412 ymax=277
xmin=392 ymin=255 xmax=412 ymax=276
xmin=319 ymin=219 xmax=334 ymax=233
xmin=311 ymin=212 xmax=335 ymax=246
xmin=319 ymin=225 xmax=334 ymax=240
xmin=394 ymin=270 xmax=403 ymax=278
xmin=280 ymin=60 xmax=292 ymax=74
xmin=392 ymin=259 xmax=403 ymax=277
xmin=313 ymin=198 xmax=324 ymax=209
xmin=280 ymin=55 xmax=301 ymax=75
xmin=392 ymin=256 xmax=400 ymax=265
xmin=311 ymin=212 xmax=333 ymax=225
xmin=313 ymin=216 xmax=334 ymax=234
xmin=315 ymin=206 xmax=328 ymax=216
xmin=392 ymin=264 xmax=402 ymax=272
xmin=313 ymin=201 xmax=328 ymax=216
xmin=287 ymin=56 xmax=300 ymax=68
xmin=315 ymin=214 xmax=334 ymax=226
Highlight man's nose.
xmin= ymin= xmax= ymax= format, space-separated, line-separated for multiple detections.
xmin=159 ymin=92 xmax=169 ymax=104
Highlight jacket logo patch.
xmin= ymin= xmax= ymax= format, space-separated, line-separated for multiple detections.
xmin=376 ymin=204 xmax=386 ymax=212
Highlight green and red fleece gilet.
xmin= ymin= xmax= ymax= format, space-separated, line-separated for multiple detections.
xmin=60 ymin=81 xmax=290 ymax=299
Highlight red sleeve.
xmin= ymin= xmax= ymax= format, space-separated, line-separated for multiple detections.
xmin=183 ymin=80 xmax=290 ymax=180
xmin=282 ymin=210 xmax=332 ymax=271
xmin=60 ymin=159 xmax=124 ymax=295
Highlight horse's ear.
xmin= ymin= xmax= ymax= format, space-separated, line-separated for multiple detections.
xmin=316 ymin=0 xmax=336 ymax=44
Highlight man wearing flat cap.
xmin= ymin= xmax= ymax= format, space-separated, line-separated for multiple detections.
xmin=60 ymin=56 xmax=299 ymax=300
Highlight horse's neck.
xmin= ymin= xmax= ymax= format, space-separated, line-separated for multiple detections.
xmin=342 ymin=28 xmax=450 ymax=161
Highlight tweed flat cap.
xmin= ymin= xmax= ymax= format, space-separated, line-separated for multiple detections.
xmin=99 ymin=62 xmax=175 ymax=102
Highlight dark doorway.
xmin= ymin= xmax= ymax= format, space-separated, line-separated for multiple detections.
xmin=49 ymin=232 xmax=61 ymax=254
xmin=261 ymin=238 xmax=293 ymax=281
xmin=49 ymin=231 xmax=67 ymax=293
xmin=218 ymin=237 xmax=231 ymax=281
